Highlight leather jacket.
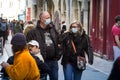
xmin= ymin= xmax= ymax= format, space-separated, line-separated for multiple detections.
xmin=61 ymin=30 xmax=93 ymax=67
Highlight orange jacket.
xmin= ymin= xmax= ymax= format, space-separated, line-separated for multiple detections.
xmin=6 ymin=48 xmax=40 ymax=80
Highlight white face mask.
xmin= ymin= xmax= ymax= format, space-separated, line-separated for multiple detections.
xmin=45 ymin=18 xmax=51 ymax=25
xmin=71 ymin=28 xmax=78 ymax=33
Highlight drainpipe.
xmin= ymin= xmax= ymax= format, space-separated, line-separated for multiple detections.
xmin=82 ymin=0 xmax=88 ymax=34
xmin=43 ymin=0 xmax=47 ymax=11
xmin=66 ymin=0 xmax=71 ymax=29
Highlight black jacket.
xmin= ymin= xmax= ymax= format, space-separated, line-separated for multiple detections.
xmin=108 ymin=57 xmax=120 ymax=80
xmin=26 ymin=21 xmax=61 ymax=61
xmin=61 ymin=30 xmax=93 ymax=68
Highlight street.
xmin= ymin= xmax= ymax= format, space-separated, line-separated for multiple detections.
xmin=58 ymin=60 xmax=108 ymax=80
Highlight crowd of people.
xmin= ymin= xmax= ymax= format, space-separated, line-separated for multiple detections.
xmin=1 ymin=12 xmax=120 ymax=80
xmin=0 ymin=11 xmax=94 ymax=80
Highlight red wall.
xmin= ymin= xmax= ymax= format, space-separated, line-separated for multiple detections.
xmin=90 ymin=0 xmax=120 ymax=60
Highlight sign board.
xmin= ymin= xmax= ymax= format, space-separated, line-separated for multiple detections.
xmin=0 ymin=37 xmax=3 ymax=56
xmin=26 ymin=8 xmax=31 ymax=21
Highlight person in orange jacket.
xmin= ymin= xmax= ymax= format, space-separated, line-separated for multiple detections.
xmin=1 ymin=33 xmax=40 ymax=80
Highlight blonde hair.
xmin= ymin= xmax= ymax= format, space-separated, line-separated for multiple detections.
xmin=69 ymin=21 xmax=83 ymax=33
xmin=23 ymin=24 xmax=35 ymax=36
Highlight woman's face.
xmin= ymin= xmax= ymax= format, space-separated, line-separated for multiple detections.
xmin=71 ymin=23 xmax=80 ymax=33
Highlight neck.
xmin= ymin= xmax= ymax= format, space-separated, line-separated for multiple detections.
xmin=40 ymin=22 xmax=46 ymax=29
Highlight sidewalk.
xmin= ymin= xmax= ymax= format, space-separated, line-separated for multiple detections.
xmin=88 ymin=55 xmax=113 ymax=75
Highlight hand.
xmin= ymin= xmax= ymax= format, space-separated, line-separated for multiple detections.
xmin=64 ymin=30 xmax=69 ymax=33
xmin=88 ymin=60 xmax=93 ymax=65
xmin=1 ymin=61 xmax=9 ymax=68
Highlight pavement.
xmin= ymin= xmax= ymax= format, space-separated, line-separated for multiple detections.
xmin=0 ymin=31 xmax=114 ymax=79
xmin=88 ymin=55 xmax=113 ymax=76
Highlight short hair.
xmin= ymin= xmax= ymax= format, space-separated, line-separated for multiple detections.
xmin=12 ymin=45 xmax=26 ymax=54
xmin=39 ymin=12 xmax=43 ymax=19
xmin=115 ymin=15 xmax=120 ymax=23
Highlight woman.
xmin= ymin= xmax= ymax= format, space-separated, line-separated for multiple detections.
xmin=61 ymin=21 xmax=93 ymax=80
xmin=1 ymin=33 xmax=40 ymax=80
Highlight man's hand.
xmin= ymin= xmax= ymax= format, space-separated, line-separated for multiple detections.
xmin=1 ymin=61 xmax=9 ymax=68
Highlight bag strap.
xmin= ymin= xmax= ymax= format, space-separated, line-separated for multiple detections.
xmin=71 ymin=39 xmax=86 ymax=62
xmin=71 ymin=40 xmax=77 ymax=54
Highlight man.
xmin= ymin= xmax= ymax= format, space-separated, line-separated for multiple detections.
xmin=28 ymin=40 xmax=44 ymax=62
xmin=26 ymin=11 xmax=61 ymax=80
xmin=112 ymin=15 xmax=120 ymax=61
xmin=1 ymin=33 xmax=40 ymax=80
xmin=28 ymin=40 xmax=51 ymax=79
xmin=0 ymin=18 xmax=8 ymax=47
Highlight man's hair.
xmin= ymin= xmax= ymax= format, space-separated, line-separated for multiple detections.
xmin=12 ymin=45 xmax=26 ymax=54
xmin=39 ymin=12 xmax=44 ymax=20
xmin=39 ymin=11 xmax=50 ymax=20
xmin=115 ymin=15 xmax=120 ymax=23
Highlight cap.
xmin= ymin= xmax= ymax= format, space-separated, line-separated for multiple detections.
xmin=28 ymin=40 xmax=39 ymax=48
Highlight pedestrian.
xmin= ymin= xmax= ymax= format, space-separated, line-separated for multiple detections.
xmin=13 ymin=20 xmax=23 ymax=34
xmin=107 ymin=56 xmax=120 ymax=80
xmin=26 ymin=11 xmax=61 ymax=80
xmin=60 ymin=21 xmax=93 ymax=80
xmin=9 ymin=19 xmax=15 ymax=36
xmin=0 ymin=33 xmax=40 ymax=80
xmin=61 ymin=21 xmax=66 ymax=34
xmin=28 ymin=40 xmax=44 ymax=62
xmin=28 ymin=40 xmax=51 ymax=79
xmin=0 ymin=18 xmax=8 ymax=47
xmin=23 ymin=23 xmax=35 ymax=36
xmin=112 ymin=15 xmax=120 ymax=61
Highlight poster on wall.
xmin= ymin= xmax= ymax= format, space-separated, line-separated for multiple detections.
xmin=26 ymin=8 xmax=31 ymax=21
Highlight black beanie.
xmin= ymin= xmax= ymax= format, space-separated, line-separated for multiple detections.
xmin=11 ymin=33 xmax=27 ymax=45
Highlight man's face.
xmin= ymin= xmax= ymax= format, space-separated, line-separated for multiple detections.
xmin=40 ymin=12 xmax=51 ymax=25
xmin=28 ymin=45 xmax=39 ymax=54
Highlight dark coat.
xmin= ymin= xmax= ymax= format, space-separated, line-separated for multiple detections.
xmin=108 ymin=57 xmax=120 ymax=80
xmin=26 ymin=21 xmax=61 ymax=61
xmin=61 ymin=30 xmax=93 ymax=68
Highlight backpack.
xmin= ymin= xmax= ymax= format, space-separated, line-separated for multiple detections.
xmin=0 ymin=22 xmax=7 ymax=31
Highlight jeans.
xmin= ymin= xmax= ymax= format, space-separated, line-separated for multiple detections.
xmin=63 ymin=63 xmax=83 ymax=80
xmin=113 ymin=46 xmax=120 ymax=61
xmin=45 ymin=60 xmax=58 ymax=80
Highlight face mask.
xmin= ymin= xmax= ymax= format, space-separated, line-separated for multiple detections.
xmin=71 ymin=28 xmax=78 ymax=33
xmin=45 ymin=18 xmax=51 ymax=25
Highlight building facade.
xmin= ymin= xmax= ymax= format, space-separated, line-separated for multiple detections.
xmin=26 ymin=0 xmax=120 ymax=60
xmin=26 ymin=0 xmax=89 ymax=32
xmin=0 ymin=0 xmax=25 ymax=20
xmin=90 ymin=0 xmax=120 ymax=60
